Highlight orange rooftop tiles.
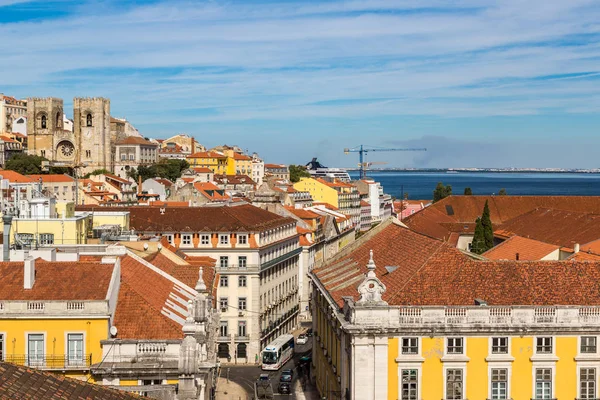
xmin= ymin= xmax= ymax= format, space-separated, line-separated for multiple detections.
xmin=482 ymin=235 xmax=560 ymax=260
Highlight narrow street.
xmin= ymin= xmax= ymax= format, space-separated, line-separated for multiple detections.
xmin=216 ymin=337 xmax=319 ymax=399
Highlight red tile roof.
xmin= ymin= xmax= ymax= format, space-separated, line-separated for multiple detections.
xmin=0 ymin=362 xmax=140 ymax=399
xmin=192 ymin=167 xmax=213 ymax=173
xmin=187 ymin=151 xmax=225 ymax=159
xmin=0 ymin=260 xmax=113 ymax=300
xmin=232 ymin=153 xmax=252 ymax=161
xmin=193 ymin=182 xmax=230 ymax=201
xmin=264 ymin=164 xmax=287 ymax=169
xmin=404 ymin=195 xmax=600 ymax=241
xmin=28 ymin=174 xmax=74 ymax=183
xmin=497 ymin=208 xmax=600 ymax=248
xmin=129 ymin=204 xmax=296 ymax=233
xmin=482 ymin=236 xmax=560 ymax=260
xmin=213 ymin=174 xmax=256 ymax=186
xmin=113 ymin=255 xmax=193 ymax=339
xmin=0 ymin=170 xmax=34 ymax=183
xmin=313 ymin=219 xmax=600 ymax=307
xmin=115 ymin=136 xmax=157 ymax=146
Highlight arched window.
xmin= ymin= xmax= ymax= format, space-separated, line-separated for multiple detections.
xmin=56 ymin=112 xmax=61 ymax=127
xmin=41 ymin=115 xmax=47 ymax=129
xmin=86 ymin=113 xmax=92 ymax=127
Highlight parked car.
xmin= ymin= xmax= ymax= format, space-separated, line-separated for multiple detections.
xmin=299 ymin=354 xmax=312 ymax=365
xmin=296 ymin=334 xmax=308 ymax=345
xmin=306 ymin=329 xmax=313 ymax=337
xmin=258 ymin=373 xmax=270 ymax=384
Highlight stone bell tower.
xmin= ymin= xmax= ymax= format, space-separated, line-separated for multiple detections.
xmin=73 ymin=97 xmax=111 ymax=173
xmin=26 ymin=97 xmax=64 ymax=160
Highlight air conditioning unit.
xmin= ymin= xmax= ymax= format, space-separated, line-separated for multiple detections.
xmin=238 ymin=311 xmax=245 ymax=317
xmin=221 ymin=307 xmax=228 ymax=313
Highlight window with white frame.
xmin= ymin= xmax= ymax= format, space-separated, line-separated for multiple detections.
xmin=219 ymin=234 xmax=229 ymax=245
xmin=238 ymin=276 xmax=247 ymax=287
xmin=492 ymin=337 xmax=509 ymax=354
xmin=165 ymin=234 xmax=173 ymax=244
xmin=219 ymin=321 xmax=228 ymax=337
xmin=536 ymin=337 xmax=553 ymax=354
xmin=0 ymin=334 xmax=4 ymax=361
xmin=238 ymin=234 xmax=247 ymax=245
xmin=490 ymin=368 xmax=508 ymax=400
xmin=445 ymin=369 xmax=463 ymax=400
xmin=182 ymin=234 xmax=192 ymax=245
xmin=400 ymin=369 xmax=418 ymax=400
xmin=535 ymin=368 xmax=552 ymax=399
xmin=201 ymin=234 xmax=210 ymax=245
xmin=27 ymin=334 xmax=44 ymax=366
xmin=238 ymin=256 xmax=247 ymax=268
xmin=581 ymin=336 xmax=597 ymax=353
xmin=67 ymin=333 xmax=84 ymax=365
xmin=580 ymin=367 xmax=596 ymax=399
xmin=238 ymin=297 xmax=246 ymax=311
xmin=447 ymin=337 xmax=464 ymax=354
xmin=219 ymin=256 xmax=228 ymax=268
xmin=402 ymin=338 xmax=419 ymax=354
xmin=219 ymin=276 xmax=228 ymax=287
xmin=238 ymin=321 xmax=247 ymax=337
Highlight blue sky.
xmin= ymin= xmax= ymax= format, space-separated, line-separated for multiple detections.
xmin=2 ymin=0 xmax=600 ymax=168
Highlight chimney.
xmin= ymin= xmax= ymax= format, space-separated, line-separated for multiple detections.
xmin=515 ymin=252 xmax=520 ymax=261
xmin=24 ymin=257 xmax=35 ymax=289
xmin=574 ymin=243 xmax=580 ymax=253
xmin=3 ymin=214 xmax=12 ymax=261
xmin=138 ymin=175 xmax=142 ymax=195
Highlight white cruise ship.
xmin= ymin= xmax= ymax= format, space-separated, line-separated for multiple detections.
xmin=305 ymin=158 xmax=351 ymax=182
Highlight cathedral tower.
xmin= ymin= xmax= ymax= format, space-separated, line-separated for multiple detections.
xmin=26 ymin=97 xmax=64 ymax=160
xmin=73 ymin=97 xmax=111 ymax=172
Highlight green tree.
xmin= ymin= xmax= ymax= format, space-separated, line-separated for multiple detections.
xmin=481 ymin=200 xmax=494 ymax=250
xmin=5 ymin=154 xmax=46 ymax=175
xmin=83 ymin=169 xmax=111 ymax=179
xmin=433 ymin=182 xmax=452 ymax=202
xmin=464 ymin=187 xmax=473 ymax=195
xmin=471 ymin=217 xmax=486 ymax=254
xmin=289 ymin=164 xmax=311 ymax=183
xmin=498 ymin=188 xmax=507 ymax=196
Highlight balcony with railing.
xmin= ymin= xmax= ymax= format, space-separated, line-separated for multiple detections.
xmin=4 ymin=354 xmax=93 ymax=370
xmin=0 ymin=300 xmax=109 ymax=317
xmin=215 ymin=263 xmax=260 ymax=273
xmin=390 ymin=306 xmax=600 ymax=328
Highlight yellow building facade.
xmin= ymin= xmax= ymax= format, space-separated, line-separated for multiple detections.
xmin=0 ymin=257 xmax=119 ymax=381
xmin=312 ymin=287 xmax=599 ymax=400
xmin=186 ymin=151 xmax=228 ymax=174
xmin=223 ymin=150 xmax=253 ymax=176
xmin=12 ymin=214 xmax=88 ymax=245
xmin=293 ymin=178 xmax=340 ymax=208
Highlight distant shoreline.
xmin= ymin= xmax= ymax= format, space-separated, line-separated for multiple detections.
xmin=346 ymin=169 xmax=600 ymax=174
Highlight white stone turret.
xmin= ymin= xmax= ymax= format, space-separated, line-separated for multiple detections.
xmin=356 ymin=250 xmax=387 ymax=305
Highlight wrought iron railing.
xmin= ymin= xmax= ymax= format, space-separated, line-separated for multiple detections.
xmin=3 ymin=354 xmax=93 ymax=369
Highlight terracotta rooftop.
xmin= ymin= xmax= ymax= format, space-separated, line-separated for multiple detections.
xmin=113 ymin=254 xmax=195 ymax=340
xmin=497 ymin=208 xmax=600 ymax=248
xmin=264 ymin=163 xmax=287 ymax=169
xmin=129 ymin=204 xmax=296 ymax=233
xmin=192 ymin=167 xmax=213 ymax=173
xmin=0 ymin=170 xmax=34 ymax=183
xmin=232 ymin=153 xmax=252 ymax=160
xmin=187 ymin=151 xmax=225 ymax=159
xmin=193 ymin=182 xmax=230 ymax=201
xmin=0 ymin=362 xmax=140 ymax=399
xmin=403 ymin=195 xmax=600 ymax=241
xmin=0 ymin=260 xmax=114 ymax=300
xmin=28 ymin=174 xmax=74 ymax=183
xmin=115 ymin=136 xmax=157 ymax=146
xmin=313 ymin=219 xmax=600 ymax=307
xmin=482 ymin=235 xmax=560 ymax=261
xmin=213 ymin=174 xmax=256 ymax=186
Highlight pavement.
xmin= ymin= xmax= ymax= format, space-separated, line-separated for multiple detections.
xmin=219 ymin=328 xmax=320 ymax=400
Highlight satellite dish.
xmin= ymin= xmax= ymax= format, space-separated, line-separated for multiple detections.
xmin=110 ymin=326 xmax=118 ymax=338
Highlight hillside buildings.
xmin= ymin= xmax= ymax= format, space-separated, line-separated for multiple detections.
xmin=114 ymin=136 xmax=159 ymax=179
xmin=0 ymin=94 xmax=27 ymax=134
xmin=125 ymin=204 xmax=301 ymax=364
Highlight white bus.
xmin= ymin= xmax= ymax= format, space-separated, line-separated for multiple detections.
xmin=261 ymin=334 xmax=295 ymax=370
